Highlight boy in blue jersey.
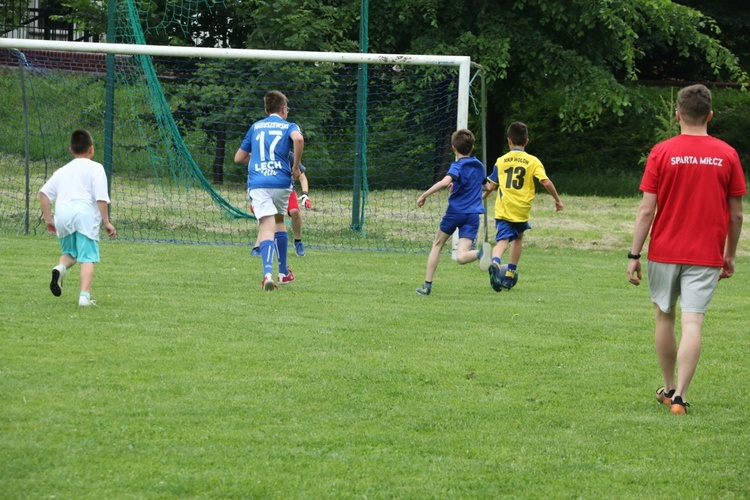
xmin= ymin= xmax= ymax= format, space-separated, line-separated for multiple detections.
xmin=234 ymin=90 xmax=304 ymax=291
xmin=250 ymin=149 xmax=311 ymax=258
xmin=415 ymin=129 xmax=491 ymax=296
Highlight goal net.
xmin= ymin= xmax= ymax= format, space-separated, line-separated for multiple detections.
xmin=0 ymin=2 xmax=483 ymax=252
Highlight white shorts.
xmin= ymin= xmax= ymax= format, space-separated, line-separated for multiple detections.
xmin=248 ymin=188 xmax=292 ymax=219
xmin=647 ymin=261 xmax=720 ymax=314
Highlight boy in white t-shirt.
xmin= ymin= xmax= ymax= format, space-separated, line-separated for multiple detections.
xmin=39 ymin=129 xmax=116 ymax=306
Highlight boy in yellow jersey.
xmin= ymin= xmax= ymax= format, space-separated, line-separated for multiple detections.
xmin=483 ymin=122 xmax=564 ymax=291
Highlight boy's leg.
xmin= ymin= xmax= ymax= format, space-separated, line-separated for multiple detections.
xmin=275 ymin=214 xmax=290 ymax=277
xmin=258 ymin=215 xmax=277 ymax=283
xmin=70 ymin=234 xmax=100 ymax=306
xmin=491 ymin=239 xmax=509 ymax=263
xmin=499 ymin=234 xmax=523 ymax=289
xmin=251 ymin=231 xmax=261 ymax=255
xmin=51 ymin=254 xmax=77 ymax=297
xmin=290 ymin=209 xmax=305 ymax=257
xmin=507 ymin=234 xmax=523 ymax=266
xmin=455 ymin=237 xmax=480 ymax=265
xmin=424 ymin=229 xmax=451 ymax=282
xmin=454 ymin=215 xmax=482 ymax=265
xmin=674 ymin=312 xmax=704 ymax=400
xmin=79 ymin=262 xmax=94 ymax=295
xmin=59 ymin=253 xmax=77 ymax=269
xmin=290 ymin=209 xmax=302 ymax=240
xmin=653 ymin=305 xmax=677 ymax=396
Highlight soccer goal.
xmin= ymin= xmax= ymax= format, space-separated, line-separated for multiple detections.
xmin=0 ymin=35 xmax=485 ymax=252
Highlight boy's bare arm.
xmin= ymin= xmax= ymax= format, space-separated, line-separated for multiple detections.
xmin=291 ymin=131 xmax=304 ymax=181
xmin=540 ymin=179 xmax=564 ymax=211
xmin=299 ymin=172 xmax=309 ymax=193
xmin=482 ymin=180 xmax=497 ymax=200
xmin=234 ymin=148 xmax=250 ymax=165
xmin=417 ymin=176 xmax=452 ymax=207
xmin=97 ymin=200 xmax=117 ymax=239
xmin=39 ymin=192 xmax=55 ymax=234
xmin=720 ymin=195 xmax=744 ymax=279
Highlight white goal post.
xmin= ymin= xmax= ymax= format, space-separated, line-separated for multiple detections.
xmin=0 ymin=38 xmax=472 ymax=129
xmin=1 ymin=37 xmax=482 ymax=254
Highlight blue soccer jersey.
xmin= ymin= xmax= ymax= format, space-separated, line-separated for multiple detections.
xmin=240 ymin=114 xmax=301 ymax=189
xmin=445 ymin=156 xmax=486 ymax=215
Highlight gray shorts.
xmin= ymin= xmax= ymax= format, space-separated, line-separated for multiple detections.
xmin=647 ymin=261 xmax=720 ymax=314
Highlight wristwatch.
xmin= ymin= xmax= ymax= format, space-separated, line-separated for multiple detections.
xmin=628 ymin=252 xmax=641 ymax=260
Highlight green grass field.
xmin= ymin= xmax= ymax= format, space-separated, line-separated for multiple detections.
xmin=2 ymin=200 xmax=749 ymax=497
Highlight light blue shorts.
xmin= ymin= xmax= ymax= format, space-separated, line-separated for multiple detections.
xmin=647 ymin=261 xmax=720 ymax=314
xmin=60 ymin=232 xmax=100 ymax=263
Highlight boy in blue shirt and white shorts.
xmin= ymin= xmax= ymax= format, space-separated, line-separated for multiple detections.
xmin=235 ymin=90 xmax=304 ymax=291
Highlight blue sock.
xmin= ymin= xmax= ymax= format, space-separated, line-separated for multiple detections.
xmin=80 ymin=291 xmax=90 ymax=299
xmin=275 ymin=231 xmax=289 ymax=275
xmin=259 ymin=239 xmax=275 ymax=276
xmin=508 ymin=263 xmax=517 ymax=271
xmin=492 ymin=257 xmax=501 ymax=266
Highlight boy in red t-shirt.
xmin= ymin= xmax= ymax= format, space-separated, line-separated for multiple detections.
xmin=627 ymin=84 xmax=746 ymax=414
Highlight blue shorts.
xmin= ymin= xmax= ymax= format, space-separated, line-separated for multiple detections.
xmin=439 ymin=213 xmax=480 ymax=240
xmin=494 ymin=219 xmax=531 ymax=243
xmin=60 ymin=232 xmax=100 ymax=263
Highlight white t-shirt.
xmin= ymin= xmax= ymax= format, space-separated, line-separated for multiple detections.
xmin=39 ymin=158 xmax=110 ymax=240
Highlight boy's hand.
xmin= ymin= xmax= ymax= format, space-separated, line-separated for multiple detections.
xmin=719 ymin=256 xmax=735 ymax=280
xmin=417 ymin=194 xmax=427 ymax=207
xmin=104 ymin=222 xmax=117 ymax=239
xmin=555 ymin=200 xmax=564 ymax=211
xmin=627 ymin=259 xmax=642 ymax=285
xmin=45 ymin=220 xmax=56 ymax=235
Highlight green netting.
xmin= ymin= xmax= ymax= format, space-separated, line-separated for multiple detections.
xmin=0 ymin=0 xmax=483 ymax=251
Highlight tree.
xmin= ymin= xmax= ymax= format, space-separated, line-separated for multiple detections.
xmin=366 ymin=0 xmax=748 ymax=162
xmin=674 ymin=0 xmax=750 ymax=73
xmin=50 ymin=0 xmax=748 ymax=176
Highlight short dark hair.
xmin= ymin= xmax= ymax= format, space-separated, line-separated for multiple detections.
xmin=451 ymin=129 xmax=475 ymax=155
xmin=507 ymin=122 xmax=528 ymax=146
xmin=264 ymin=90 xmax=288 ymax=114
xmin=70 ymin=129 xmax=93 ymax=154
xmin=677 ymin=84 xmax=712 ymax=125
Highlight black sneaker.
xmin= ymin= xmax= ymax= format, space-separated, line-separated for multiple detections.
xmin=489 ymin=264 xmax=503 ymax=292
xmin=670 ymin=395 xmax=690 ymax=415
xmin=500 ymin=268 xmax=518 ymax=289
xmin=50 ymin=266 xmax=64 ymax=297
xmin=656 ymin=387 xmax=675 ymax=405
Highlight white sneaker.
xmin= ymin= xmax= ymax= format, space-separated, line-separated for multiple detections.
xmin=478 ymin=242 xmax=493 ymax=271
xmin=50 ymin=265 xmax=66 ymax=297
xmin=78 ymin=295 xmax=97 ymax=307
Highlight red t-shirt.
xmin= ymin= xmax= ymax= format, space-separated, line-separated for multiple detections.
xmin=640 ymin=134 xmax=747 ymax=267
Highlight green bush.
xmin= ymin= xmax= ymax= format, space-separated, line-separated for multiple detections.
xmin=506 ymin=85 xmax=750 ymax=197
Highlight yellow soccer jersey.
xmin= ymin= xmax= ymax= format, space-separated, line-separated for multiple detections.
xmin=488 ymin=150 xmax=549 ymax=222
